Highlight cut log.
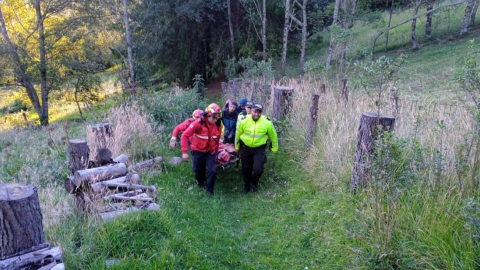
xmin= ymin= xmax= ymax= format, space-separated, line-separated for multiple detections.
xmin=0 ymin=245 xmax=63 ymax=270
xmin=90 ymin=173 xmax=140 ymax=193
xmin=112 ymin=154 xmax=129 ymax=164
xmin=350 ymin=112 xmax=395 ymax=190
xmin=109 ymin=193 xmax=153 ymax=202
xmin=0 ymin=183 xmax=46 ymax=259
xmin=99 ymin=203 xmax=161 ymax=221
xmin=67 ymin=139 xmax=89 ymax=174
xmin=103 ymin=189 xmax=143 ymax=201
xmin=63 ymin=175 xmax=76 ymax=194
xmin=74 ymin=163 xmax=127 ymax=187
xmin=130 ymin=157 xmax=163 ymax=170
xmin=100 ymin=182 xmax=157 ymax=195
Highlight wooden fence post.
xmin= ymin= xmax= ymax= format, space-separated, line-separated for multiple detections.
xmin=272 ymin=86 xmax=294 ymax=121
xmin=251 ymin=82 xmax=260 ymax=103
xmin=221 ymin=82 xmax=228 ymax=96
xmin=0 ymin=183 xmax=46 ymax=258
xmin=305 ymin=94 xmax=320 ymax=148
xmin=390 ymin=87 xmax=399 ymax=117
xmin=350 ymin=112 xmax=395 ymax=190
xmin=340 ymin=78 xmax=348 ymax=104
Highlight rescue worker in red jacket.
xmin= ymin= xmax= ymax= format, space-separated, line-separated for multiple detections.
xmin=181 ymin=103 xmax=223 ymax=196
xmin=169 ymin=109 xmax=204 ymax=149
xmin=235 ymin=104 xmax=278 ymax=194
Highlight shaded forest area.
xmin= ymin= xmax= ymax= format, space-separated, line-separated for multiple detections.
xmin=0 ymin=0 xmax=479 ymax=125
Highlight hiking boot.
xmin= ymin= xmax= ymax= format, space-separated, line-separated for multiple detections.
xmin=251 ymin=184 xmax=258 ymax=193
xmin=242 ymin=188 xmax=250 ymax=194
xmin=206 ymin=190 xmax=214 ymax=197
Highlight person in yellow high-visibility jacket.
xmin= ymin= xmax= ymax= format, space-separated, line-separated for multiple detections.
xmin=235 ymin=103 xmax=278 ymax=194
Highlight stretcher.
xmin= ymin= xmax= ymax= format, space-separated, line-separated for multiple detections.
xmin=216 ymin=143 xmax=239 ymax=170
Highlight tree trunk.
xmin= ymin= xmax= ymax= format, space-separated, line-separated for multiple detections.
xmin=350 ymin=112 xmax=396 ymax=190
xmin=300 ymin=0 xmax=307 ymax=75
xmin=35 ymin=0 xmax=49 ymax=126
xmin=385 ymin=0 xmax=394 ymax=51
xmin=471 ymin=0 xmax=479 ymax=25
xmin=0 ymin=183 xmax=45 ymax=259
xmin=326 ymin=0 xmax=340 ymax=70
xmin=272 ymin=86 xmax=294 ymax=121
xmin=0 ymin=7 xmax=43 ymax=123
xmin=305 ymin=94 xmax=319 ymax=148
xmin=411 ymin=0 xmax=421 ymax=49
xmin=122 ymin=0 xmax=135 ymax=85
xmin=67 ymin=139 xmax=90 ymax=175
xmin=460 ymin=0 xmax=476 ymax=34
xmin=227 ymin=0 xmax=236 ymax=58
xmin=262 ymin=0 xmax=267 ymax=60
xmin=281 ymin=0 xmax=291 ymax=77
xmin=425 ymin=0 xmax=435 ymax=39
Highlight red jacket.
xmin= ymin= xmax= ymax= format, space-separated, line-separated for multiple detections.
xmin=181 ymin=118 xmax=222 ymax=154
xmin=171 ymin=118 xmax=195 ymax=138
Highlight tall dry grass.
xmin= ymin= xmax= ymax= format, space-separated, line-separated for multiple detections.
xmin=228 ymin=76 xmax=475 ymax=190
xmin=87 ymin=102 xmax=164 ymax=163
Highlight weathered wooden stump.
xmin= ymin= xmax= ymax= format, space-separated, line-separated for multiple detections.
xmin=67 ymin=139 xmax=90 ymax=213
xmin=350 ymin=112 xmax=396 ymax=190
xmin=67 ymin=139 xmax=89 ymax=175
xmin=305 ymin=94 xmax=319 ymax=148
xmin=0 ymin=183 xmax=45 ymax=259
xmin=91 ymin=122 xmax=111 ymax=150
xmin=272 ymin=86 xmax=294 ymax=121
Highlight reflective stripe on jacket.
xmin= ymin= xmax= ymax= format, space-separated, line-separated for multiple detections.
xmin=181 ymin=118 xmax=222 ymax=154
xmin=235 ymin=115 xmax=278 ymax=152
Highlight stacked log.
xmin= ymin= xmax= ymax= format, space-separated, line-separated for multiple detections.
xmin=0 ymin=183 xmax=64 ymax=270
xmin=66 ymin=142 xmax=162 ymax=220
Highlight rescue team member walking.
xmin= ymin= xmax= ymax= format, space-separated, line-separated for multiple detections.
xmin=169 ymin=109 xmax=204 ymax=149
xmin=181 ymin=103 xmax=223 ymax=196
xmin=235 ymin=104 xmax=278 ymax=194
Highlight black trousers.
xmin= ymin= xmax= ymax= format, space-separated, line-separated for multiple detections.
xmin=240 ymin=144 xmax=267 ymax=191
xmin=191 ymin=150 xmax=217 ymax=193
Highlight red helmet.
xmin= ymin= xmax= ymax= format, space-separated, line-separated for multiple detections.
xmin=205 ymin=103 xmax=221 ymax=116
xmin=192 ymin=109 xmax=203 ymax=120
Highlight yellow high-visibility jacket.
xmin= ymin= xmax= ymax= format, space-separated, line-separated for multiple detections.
xmin=235 ymin=114 xmax=278 ymax=152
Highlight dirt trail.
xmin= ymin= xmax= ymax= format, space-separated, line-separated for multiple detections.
xmin=205 ymin=76 xmax=226 ymax=102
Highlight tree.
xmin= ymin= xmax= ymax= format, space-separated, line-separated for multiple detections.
xmin=290 ymin=0 xmax=308 ymax=74
xmin=325 ymin=0 xmax=340 ymax=69
xmin=281 ymin=0 xmax=292 ymax=76
xmin=411 ymin=0 xmax=423 ymax=49
xmin=0 ymin=1 xmax=45 ymax=125
xmin=227 ymin=0 xmax=236 ymax=58
xmin=425 ymin=0 xmax=435 ymax=39
xmin=471 ymin=0 xmax=479 ymax=25
xmin=242 ymin=0 xmax=268 ymax=60
xmin=101 ymin=0 xmax=136 ymax=87
xmin=460 ymin=0 xmax=479 ymax=34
